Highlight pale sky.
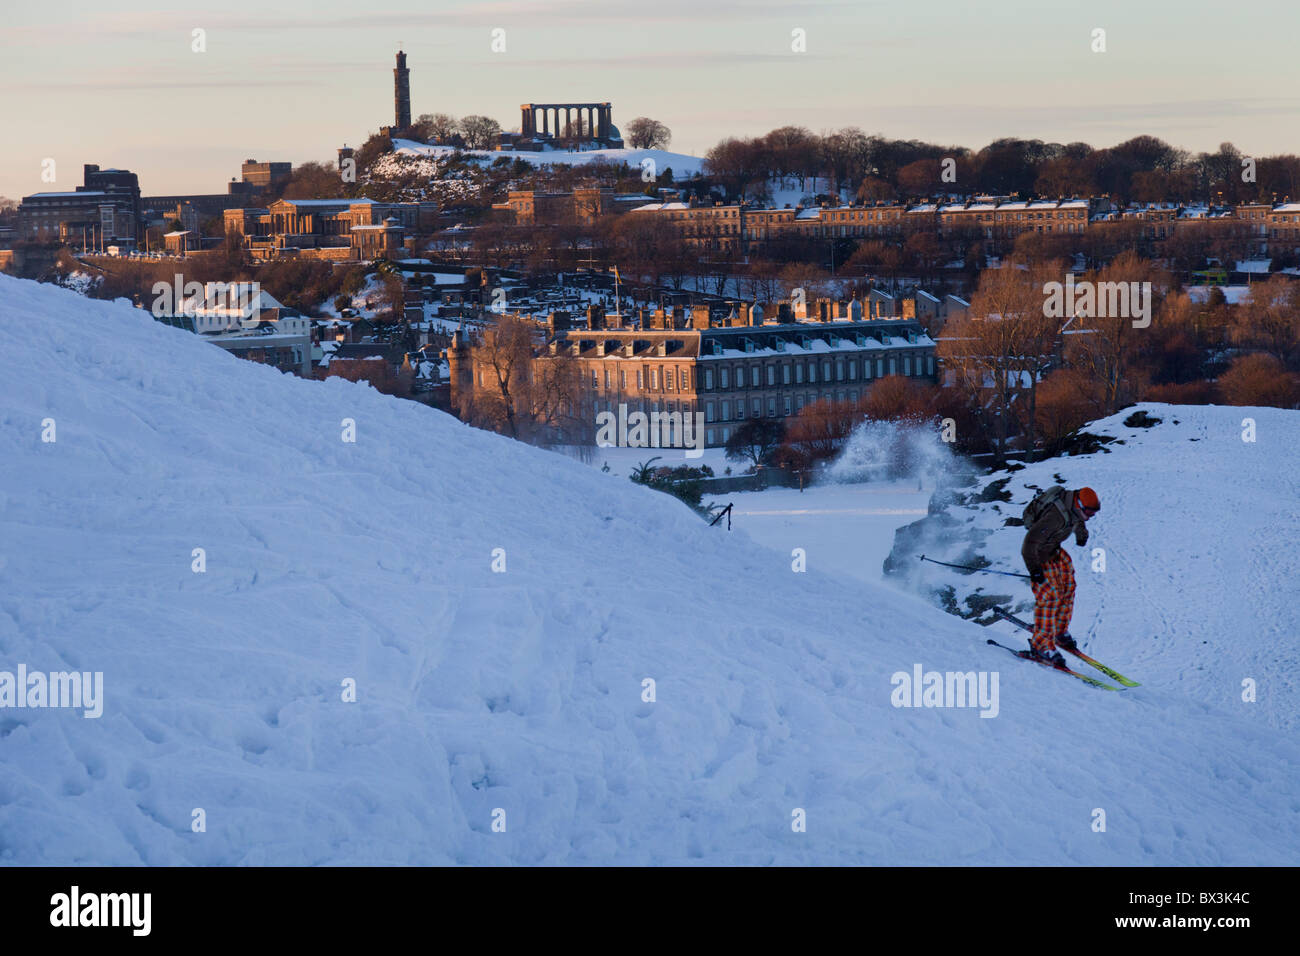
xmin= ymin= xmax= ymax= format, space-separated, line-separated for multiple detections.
xmin=3 ymin=0 xmax=1299 ymax=201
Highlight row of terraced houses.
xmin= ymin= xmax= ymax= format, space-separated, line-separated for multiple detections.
xmin=494 ymin=190 xmax=1300 ymax=252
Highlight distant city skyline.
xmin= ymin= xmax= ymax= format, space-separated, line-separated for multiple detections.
xmin=3 ymin=0 xmax=1300 ymax=201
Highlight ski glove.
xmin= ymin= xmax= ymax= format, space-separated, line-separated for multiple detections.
xmin=1030 ymin=570 xmax=1046 ymax=585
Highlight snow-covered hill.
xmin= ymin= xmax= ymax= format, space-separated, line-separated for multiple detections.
xmin=393 ymin=139 xmax=705 ymax=177
xmin=2 ymin=275 xmax=1298 ymax=865
xmin=886 ymin=405 xmax=1300 ymax=732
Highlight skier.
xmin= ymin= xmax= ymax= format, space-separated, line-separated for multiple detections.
xmin=1020 ymin=486 xmax=1100 ymax=667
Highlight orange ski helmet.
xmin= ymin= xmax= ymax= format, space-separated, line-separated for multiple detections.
xmin=1075 ymin=487 xmax=1100 ymax=514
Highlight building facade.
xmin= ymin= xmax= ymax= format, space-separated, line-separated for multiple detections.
xmin=450 ymin=302 xmax=938 ymax=448
xmin=223 ymin=198 xmax=437 ymax=259
xmin=19 ymin=164 xmax=142 ymax=246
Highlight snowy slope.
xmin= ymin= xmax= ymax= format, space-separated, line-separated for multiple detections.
xmin=1 ymin=275 xmax=1299 ymax=865
xmin=889 ymin=406 xmax=1300 ymax=733
xmin=393 ymin=139 xmax=705 ymax=177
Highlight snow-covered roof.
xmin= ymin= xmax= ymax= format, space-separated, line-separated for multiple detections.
xmin=25 ymin=191 xmax=110 ymax=199
xmin=279 ymin=198 xmax=377 ymax=207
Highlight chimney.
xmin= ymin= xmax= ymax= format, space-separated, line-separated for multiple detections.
xmin=736 ymin=303 xmax=751 ymax=327
xmin=777 ymin=302 xmax=793 ymax=323
xmin=691 ymin=306 xmax=710 ymax=330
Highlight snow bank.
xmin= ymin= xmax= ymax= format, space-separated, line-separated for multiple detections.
xmin=1 ymin=276 xmax=1297 ymax=864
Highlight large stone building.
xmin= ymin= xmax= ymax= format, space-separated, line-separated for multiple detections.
xmin=224 ymin=197 xmax=437 ymax=260
xmin=224 ymin=159 xmax=293 ymax=203
xmin=449 ymin=299 xmax=938 ymax=448
xmin=19 ymin=164 xmax=142 ymax=246
xmin=492 ymin=187 xmax=655 ymax=224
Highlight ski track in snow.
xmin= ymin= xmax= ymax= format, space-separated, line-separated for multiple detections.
xmin=0 ymin=275 xmax=1298 ymax=865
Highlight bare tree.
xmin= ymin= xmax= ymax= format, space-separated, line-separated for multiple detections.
xmin=1235 ymin=275 xmax=1300 ymax=370
xmin=414 ymin=113 xmax=459 ymax=144
xmin=459 ymin=115 xmax=502 ymax=151
xmin=938 ymin=259 xmax=1063 ymax=461
xmin=1065 ymin=251 xmax=1166 ymax=413
xmin=626 ymin=117 xmax=672 ymax=150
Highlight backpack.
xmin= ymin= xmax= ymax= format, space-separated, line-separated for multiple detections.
xmin=1023 ymin=486 xmax=1070 ymax=527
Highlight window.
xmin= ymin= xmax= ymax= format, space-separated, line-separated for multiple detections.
xmin=808 ymin=363 xmax=816 ymax=383
xmin=796 ymin=394 xmax=805 ymax=410
xmin=666 ymin=367 xmax=673 ymax=390
xmin=705 ymin=368 xmax=714 ymax=390
xmin=752 ymin=398 xmax=761 ymax=416
xmin=782 ymin=364 xmax=791 ymax=385
xmin=604 ymin=369 xmax=611 ymax=389
xmin=767 ymin=398 xmax=776 ymax=416
xmin=737 ymin=398 xmax=746 ymax=419
xmin=836 ymin=360 xmax=844 ymax=381
xmin=706 ymin=429 xmax=715 ymax=446
xmin=848 ymin=360 xmax=856 ymax=380
xmin=783 ymin=396 xmax=792 ymax=415
xmin=823 ymin=361 xmax=831 ymax=381
xmin=751 ymin=367 xmax=760 ymax=388
xmin=766 ymin=366 xmax=775 ymax=386
xmin=721 ymin=400 xmax=731 ymax=420
xmin=651 ymin=369 xmax=659 ymax=389
xmin=903 ymin=357 xmax=911 ymax=376
xmin=720 ymin=368 xmax=729 ymax=389
xmin=888 ymin=358 xmax=896 ymax=375
xmin=876 ymin=359 xmax=884 ymax=378
xmin=928 ymin=356 xmax=935 ymax=375
xmin=637 ymin=369 xmax=644 ymax=389
xmin=706 ymin=402 xmax=715 ymax=422
xmin=796 ymin=364 xmax=804 ymax=384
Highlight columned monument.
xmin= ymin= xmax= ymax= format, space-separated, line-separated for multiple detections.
xmin=520 ymin=103 xmax=622 ymax=147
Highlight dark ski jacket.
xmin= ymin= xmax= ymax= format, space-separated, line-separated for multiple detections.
xmin=1021 ymin=489 xmax=1088 ymax=576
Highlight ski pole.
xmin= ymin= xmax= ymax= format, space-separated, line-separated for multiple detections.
xmin=918 ymin=554 xmax=1031 ymax=579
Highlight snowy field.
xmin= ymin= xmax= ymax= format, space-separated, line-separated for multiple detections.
xmin=2 ymin=275 xmax=1299 ymax=865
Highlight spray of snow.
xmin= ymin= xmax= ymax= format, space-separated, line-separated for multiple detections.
xmin=826 ymin=420 xmax=974 ymax=489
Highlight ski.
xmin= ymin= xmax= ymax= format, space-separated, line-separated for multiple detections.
xmin=986 ymin=639 xmax=1118 ymax=690
xmin=990 ymin=606 xmax=1140 ymax=687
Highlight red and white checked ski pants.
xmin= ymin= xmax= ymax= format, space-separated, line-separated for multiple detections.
xmin=1031 ymin=548 xmax=1075 ymax=654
